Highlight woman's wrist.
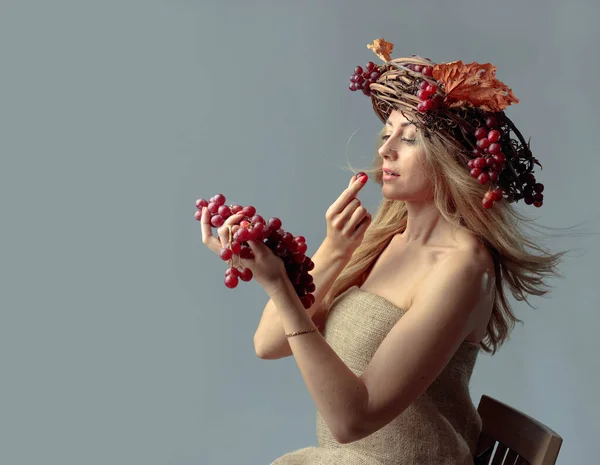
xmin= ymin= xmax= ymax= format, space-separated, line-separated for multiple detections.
xmin=319 ymin=237 xmax=355 ymax=264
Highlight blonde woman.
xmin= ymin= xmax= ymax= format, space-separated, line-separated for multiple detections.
xmin=200 ymin=39 xmax=562 ymax=464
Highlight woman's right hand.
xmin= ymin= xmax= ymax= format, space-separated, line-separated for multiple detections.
xmin=200 ymin=209 xmax=245 ymax=255
xmin=324 ymin=174 xmax=372 ymax=258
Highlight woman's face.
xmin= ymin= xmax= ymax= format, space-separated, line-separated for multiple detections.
xmin=378 ymin=110 xmax=434 ymax=202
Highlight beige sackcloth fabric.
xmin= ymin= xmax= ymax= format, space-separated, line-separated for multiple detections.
xmin=271 ymin=286 xmax=482 ymax=465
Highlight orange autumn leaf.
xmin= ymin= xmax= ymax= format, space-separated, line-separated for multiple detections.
xmin=432 ymin=61 xmax=519 ymax=112
xmin=367 ymin=38 xmax=394 ymax=62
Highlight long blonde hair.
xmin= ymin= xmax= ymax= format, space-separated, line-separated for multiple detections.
xmin=323 ymin=127 xmax=564 ymax=354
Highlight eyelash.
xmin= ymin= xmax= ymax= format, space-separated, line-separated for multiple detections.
xmin=381 ymin=135 xmax=416 ymax=144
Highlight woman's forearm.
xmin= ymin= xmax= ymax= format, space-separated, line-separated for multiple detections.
xmin=253 ymin=238 xmax=351 ymax=359
xmin=267 ymin=277 xmax=367 ymax=442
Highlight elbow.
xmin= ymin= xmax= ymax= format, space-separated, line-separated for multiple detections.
xmin=255 ymin=346 xmax=273 ymax=360
xmin=337 ymin=403 xmax=409 ymax=444
xmin=332 ymin=412 xmax=368 ymax=444
xmin=333 ymin=423 xmax=363 ymax=445
xmin=253 ymin=336 xmax=280 ymax=360
xmin=253 ymin=338 xmax=269 ymax=359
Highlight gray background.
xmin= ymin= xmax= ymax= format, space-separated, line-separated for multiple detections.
xmin=1 ymin=1 xmax=598 ymax=464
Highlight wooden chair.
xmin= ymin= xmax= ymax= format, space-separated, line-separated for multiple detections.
xmin=474 ymin=395 xmax=563 ymax=465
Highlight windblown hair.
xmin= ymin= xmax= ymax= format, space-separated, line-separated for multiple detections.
xmin=322 ymin=127 xmax=564 ymax=354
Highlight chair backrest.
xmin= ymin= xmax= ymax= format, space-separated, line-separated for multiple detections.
xmin=474 ymin=395 xmax=563 ymax=465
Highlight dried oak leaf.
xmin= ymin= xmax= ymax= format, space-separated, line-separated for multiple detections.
xmin=367 ymin=38 xmax=394 ymax=62
xmin=432 ymin=61 xmax=519 ymax=112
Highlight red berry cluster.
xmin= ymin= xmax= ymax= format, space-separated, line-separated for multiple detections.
xmin=404 ymin=62 xmax=434 ymax=76
xmin=194 ymin=194 xmax=316 ymax=309
xmin=349 ymin=62 xmax=381 ymax=96
xmin=464 ymin=116 xmax=544 ymax=209
xmin=518 ymin=172 xmax=545 ymax=207
xmin=465 ymin=116 xmax=508 ymax=209
xmin=415 ymin=79 xmax=443 ymax=113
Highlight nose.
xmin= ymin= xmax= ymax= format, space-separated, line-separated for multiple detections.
xmin=378 ymin=139 xmax=398 ymax=160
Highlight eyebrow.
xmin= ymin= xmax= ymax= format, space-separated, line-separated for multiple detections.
xmin=385 ymin=120 xmax=413 ymax=128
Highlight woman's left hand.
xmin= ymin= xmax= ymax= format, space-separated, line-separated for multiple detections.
xmin=242 ymin=240 xmax=289 ymax=295
xmin=200 ymin=206 xmax=289 ymax=293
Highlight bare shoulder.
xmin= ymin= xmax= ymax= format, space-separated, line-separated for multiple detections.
xmin=440 ymin=231 xmax=496 ymax=341
xmin=413 ymin=230 xmax=496 ymax=314
xmin=452 ymin=229 xmax=495 ymax=278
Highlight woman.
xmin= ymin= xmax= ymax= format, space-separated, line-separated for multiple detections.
xmin=200 ymin=38 xmax=562 ymax=464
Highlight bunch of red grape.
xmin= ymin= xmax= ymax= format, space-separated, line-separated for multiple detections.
xmin=517 ymin=170 xmax=545 ymax=208
xmin=415 ymin=79 xmax=443 ymax=113
xmin=404 ymin=62 xmax=434 ymax=76
xmin=466 ymin=116 xmax=544 ymax=209
xmin=194 ymin=194 xmax=316 ymax=309
xmin=348 ymin=62 xmax=381 ymax=96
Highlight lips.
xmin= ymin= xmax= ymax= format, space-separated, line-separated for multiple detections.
xmin=382 ymin=168 xmax=399 ymax=176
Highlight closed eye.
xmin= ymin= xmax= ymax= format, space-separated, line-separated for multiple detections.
xmin=381 ymin=135 xmax=416 ymax=144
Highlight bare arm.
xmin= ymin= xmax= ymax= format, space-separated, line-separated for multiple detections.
xmin=253 ymin=238 xmax=350 ymax=359
xmin=253 ymin=172 xmax=371 ymax=359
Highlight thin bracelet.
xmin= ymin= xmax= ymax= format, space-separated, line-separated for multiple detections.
xmin=285 ymin=328 xmax=317 ymax=338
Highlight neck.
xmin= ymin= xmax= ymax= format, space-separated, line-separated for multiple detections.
xmin=402 ymin=198 xmax=451 ymax=245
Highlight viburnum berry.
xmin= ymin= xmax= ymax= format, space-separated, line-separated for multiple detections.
xmin=493 ymin=153 xmax=506 ymax=164
xmin=492 ymin=162 xmax=503 ymax=173
xmin=430 ymin=94 xmax=443 ymax=108
xmin=470 ymin=168 xmax=482 ymax=178
xmin=488 ymin=143 xmax=502 ymax=155
xmin=487 ymin=129 xmax=502 ymax=142
xmin=475 ymin=128 xmax=488 ymax=140
xmin=474 ymin=157 xmax=486 ymax=169
xmin=421 ymin=99 xmax=433 ymax=111
xmin=477 ymin=172 xmax=490 ymax=185
xmin=477 ymin=138 xmax=491 ymax=149
xmin=485 ymin=116 xmax=499 ymax=128
xmin=482 ymin=197 xmax=494 ymax=209
xmin=417 ymin=89 xmax=429 ymax=100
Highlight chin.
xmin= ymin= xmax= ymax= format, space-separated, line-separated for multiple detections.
xmin=381 ymin=184 xmax=408 ymax=201
xmin=381 ymin=184 xmax=432 ymax=203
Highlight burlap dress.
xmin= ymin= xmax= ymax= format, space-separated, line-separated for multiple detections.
xmin=270 ymin=286 xmax=482 ymax=465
